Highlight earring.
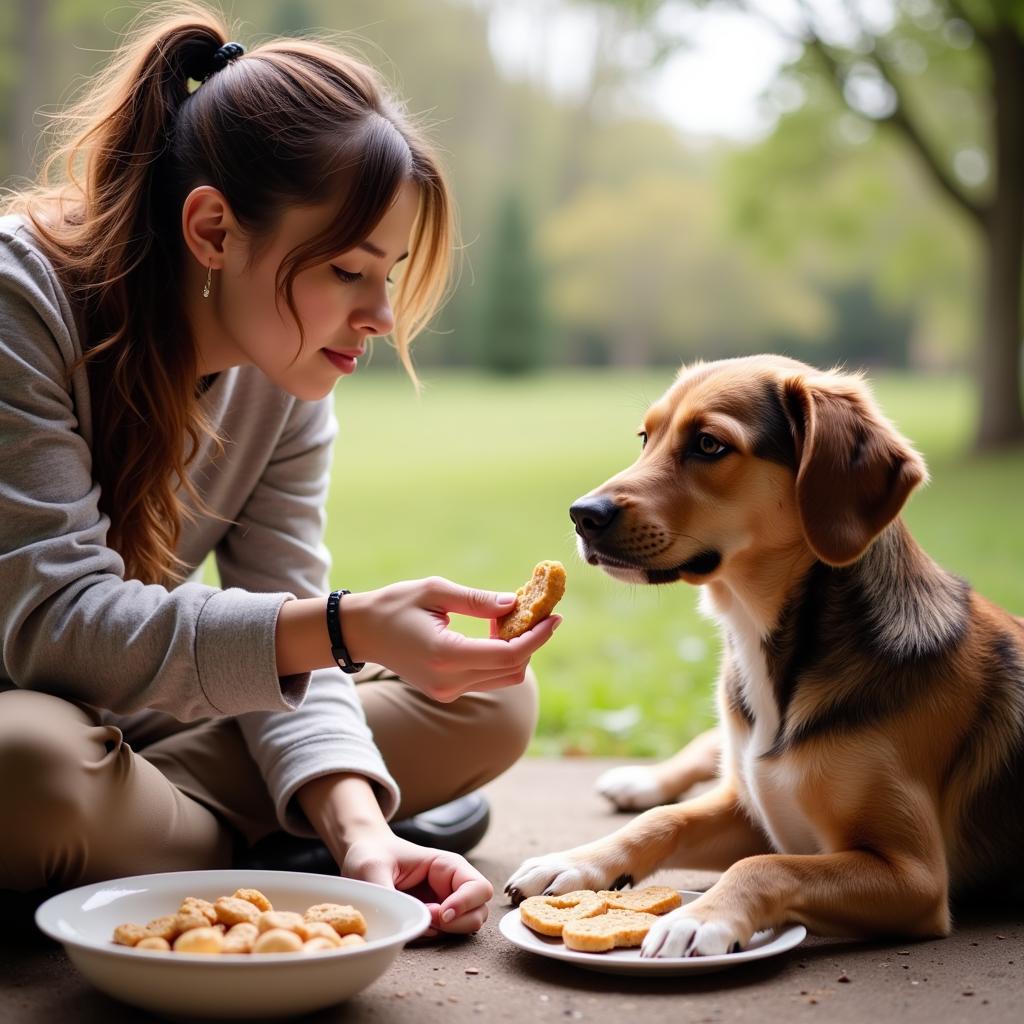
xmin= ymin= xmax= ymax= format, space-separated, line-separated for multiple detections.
xmin=202 ymin=264 xmax=212 ymax=299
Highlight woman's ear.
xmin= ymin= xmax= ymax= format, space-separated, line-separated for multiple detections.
xmin=181 ymin=185 xmax=236 ymax=271
xmin=781 ymin=372 xmax=928 ymax=566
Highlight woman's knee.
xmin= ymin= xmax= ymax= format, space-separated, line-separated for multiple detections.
xmin=0 ymin=689 xmax=102 ymax=775
xmin=0 ymin=691 xmax=111 ymax=884
xmin=472 ymin=668 xmax=539 ymax=769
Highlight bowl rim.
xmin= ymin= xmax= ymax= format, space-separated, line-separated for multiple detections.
xmin=35 ymin=868 xmax=432 ymax=965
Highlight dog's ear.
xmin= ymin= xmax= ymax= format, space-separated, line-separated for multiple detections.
xmin=781 ymin=372 xmax=927 ymax=566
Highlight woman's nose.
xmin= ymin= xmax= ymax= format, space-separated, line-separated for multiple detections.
xmin=351 ymin=292 xmax=394 ymax=337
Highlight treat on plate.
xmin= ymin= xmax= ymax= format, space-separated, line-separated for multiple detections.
xmin=597 ymin=886 xmax=682 ymax=915
xmin=518 ymin=891 xmax=609 ymax=937
xmin=496 ymin=560 xmax=566 ymax=640
xmin=562 ymin=909 xmax=658 ymax=952
xmin=518 ymin=886 xmax=684 ymax=954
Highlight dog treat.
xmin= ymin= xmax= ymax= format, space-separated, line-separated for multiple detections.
xmin=296 ymin=920 xmax=344 ymax=945
xmin=252 ymin=928 xmax=304 ymax=954
xmin=222 ymin=922 xmax=260 ymax=954
xmin=143 ymin=915 xmax=180 ymax=942
xmin=233 ymin=887 xmax=273 ymax=913
xmin=496 ymin=561 xmax=567 ymax=640
xmin=597 ymin=886 xmax=682 ymax=916
xmin=518 ymin=891 xmax=610 ymax=937
xmin=113 ymin=892 xmax=370 ymax=955
xmin=562 ymin=909 xmax=658 ymax=953
xmin=173 ymin=926 xmax=224 ymax=954
xmin=214 ymin=896 xmax=261 ymax=927
xmin=304 ymin=902 xmax=368 ymax=937
xmin=113 ymin=923 xmax=148 ymax=947
xmin=257 ymin=910 xmax=305 ymax=934
xmin=179 ymin=896 xmax=218 ymax=925
xmin=519 ymin=887 xmax=684 ymax=954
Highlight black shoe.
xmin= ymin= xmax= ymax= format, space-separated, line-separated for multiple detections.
xmin=234 ymin=792 xmax=491 ymax=873
xmin=235 ymin=832 xmax=338 ymax=875
xmin=390 ymin=792 xmax=490 ymax=855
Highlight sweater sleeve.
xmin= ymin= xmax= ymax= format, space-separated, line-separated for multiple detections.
xmin=218 ymin=394 xmax=401 ymax=834
xmin=0 ymin=235 xmax=307 ymax=720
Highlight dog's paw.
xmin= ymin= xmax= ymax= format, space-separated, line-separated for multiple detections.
xmin=595 ymin=765 xmax=667 ymax=811
xmin=640 ymin=906 xmax=744 ymax=958
xmin=503 ymin=853 xmax=632 ymax=907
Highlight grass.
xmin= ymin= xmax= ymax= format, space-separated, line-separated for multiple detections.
xmin=320 ymin=366 xmax=1024 ymax=758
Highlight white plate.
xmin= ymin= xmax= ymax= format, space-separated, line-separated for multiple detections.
xmin=499 ymin=890 xmax=806 ymax=976
xmin=35 ymin=869 xmax=430 ymax=1019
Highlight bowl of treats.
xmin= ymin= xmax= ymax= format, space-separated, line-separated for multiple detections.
xmin=34 ymin=869 xmax=431 ymax=1018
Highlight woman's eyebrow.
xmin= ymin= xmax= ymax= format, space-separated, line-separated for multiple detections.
xmin=358 ymin=240 xmax=409 ymax=263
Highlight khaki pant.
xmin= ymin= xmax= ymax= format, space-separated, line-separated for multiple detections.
xmin=0 ymin=667 xmax=537 ymax=893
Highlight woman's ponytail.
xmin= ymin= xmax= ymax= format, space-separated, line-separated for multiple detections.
xmin=8 ymin=7 xmax=234 ymax=586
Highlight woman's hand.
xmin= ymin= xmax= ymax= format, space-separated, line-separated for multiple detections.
xmin=341 ymin=829 xmax=493 ymax=937
xmin=342 ymin=576 xmax=560 ymax=702
xmin=298 ymin=774 xmax=492 ymax=938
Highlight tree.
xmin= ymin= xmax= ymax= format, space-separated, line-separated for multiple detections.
xmin=541 ymin=172 xmax=828 ymax=365
xmin=594 ymin=0 xmax=1024 ymax=448
xmin=477 ymin=190 xmax=548 ymax=374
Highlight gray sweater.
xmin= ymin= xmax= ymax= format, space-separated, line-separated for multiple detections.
xmin=0 ymin=214 xmax=400 ymax=834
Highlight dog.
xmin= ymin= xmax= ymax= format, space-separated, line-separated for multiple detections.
xmin=505 ymin=354 xmax=1024 ymax=956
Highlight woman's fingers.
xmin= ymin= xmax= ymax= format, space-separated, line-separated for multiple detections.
xmin=436 ymin=619 xmax=562 ymax=695
xmin=428 ymin=856 xmax=493 ymax=926
xmin=436 ymin=904 xmax=489 ymax=934
xmin=438 ymin=876 xmax=492 ymax=923
xmin=440 ymin=615 xmax=562 ymax=670
xmin=427 ymin=579 xmax=518 ymax=619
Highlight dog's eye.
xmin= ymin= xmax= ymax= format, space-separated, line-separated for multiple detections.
xmin=695 ymin=432 xmax=728 ymax=457
xmin=639 ymin=431 xmax=648 ymax=449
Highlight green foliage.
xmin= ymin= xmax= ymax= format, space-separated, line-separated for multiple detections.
xmin=476 ymin=190 xmax=548 ymax=375
xmin=542 ymin=172 xmax=829 ymax=364
xmin=776 ymin=281 xmax=914 ymax=369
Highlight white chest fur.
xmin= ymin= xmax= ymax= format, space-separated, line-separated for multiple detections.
xmin=703 ymin=588 xmax=821 ymax=855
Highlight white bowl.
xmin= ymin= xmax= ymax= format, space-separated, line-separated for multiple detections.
xmin=35 ymin=869 xmax=430 ymax=1019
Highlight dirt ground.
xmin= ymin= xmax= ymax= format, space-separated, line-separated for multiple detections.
xmin=2 ymin=756 xmax=1021 ymax=1023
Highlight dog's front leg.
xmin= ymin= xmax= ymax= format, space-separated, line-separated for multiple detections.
xmin=643 ymin=848 xmax=951 ymax=957
xmin=505 ymin=783 xmax=768 ymax=905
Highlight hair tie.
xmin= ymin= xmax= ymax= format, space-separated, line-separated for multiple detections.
xmin=205 ymin=41 xmax=245 ymax=80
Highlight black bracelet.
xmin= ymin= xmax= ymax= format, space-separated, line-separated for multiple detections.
xmin=326 ymin=589 xmax=365 ymax=674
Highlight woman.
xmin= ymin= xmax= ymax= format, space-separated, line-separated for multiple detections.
xmin=0 ymin=5 xmax=559 ymax=938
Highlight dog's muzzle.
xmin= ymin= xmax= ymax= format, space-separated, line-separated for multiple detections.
xmin=569 ymin=496 xmax=620 ymax=541
xmin=569 ymin=495 xmax=721 ymax=583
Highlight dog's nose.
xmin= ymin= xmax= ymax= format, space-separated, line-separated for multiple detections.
xmin=569 ymin=496 xmax=620 ymax=539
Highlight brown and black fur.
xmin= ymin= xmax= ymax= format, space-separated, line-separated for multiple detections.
xmin=504 ymin=355 xmax=1024 ymax=953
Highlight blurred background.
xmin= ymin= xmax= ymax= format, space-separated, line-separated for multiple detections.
xmin=2 ymin=0 xmax=1021 ymax=757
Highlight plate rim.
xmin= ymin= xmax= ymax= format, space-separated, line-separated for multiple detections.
xmin=499 ymin=889 xmax=807 ymax=972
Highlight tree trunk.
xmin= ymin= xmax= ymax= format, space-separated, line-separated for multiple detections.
xmin=975 ymin=27 xmax=1024 ymax=450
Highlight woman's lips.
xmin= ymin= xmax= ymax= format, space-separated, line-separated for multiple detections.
xmin=322 ymin=348 xmax=360 ymax=374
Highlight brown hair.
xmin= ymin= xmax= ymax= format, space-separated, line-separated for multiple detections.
xmin=1 ymin=1 xmax=453 ymax=585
